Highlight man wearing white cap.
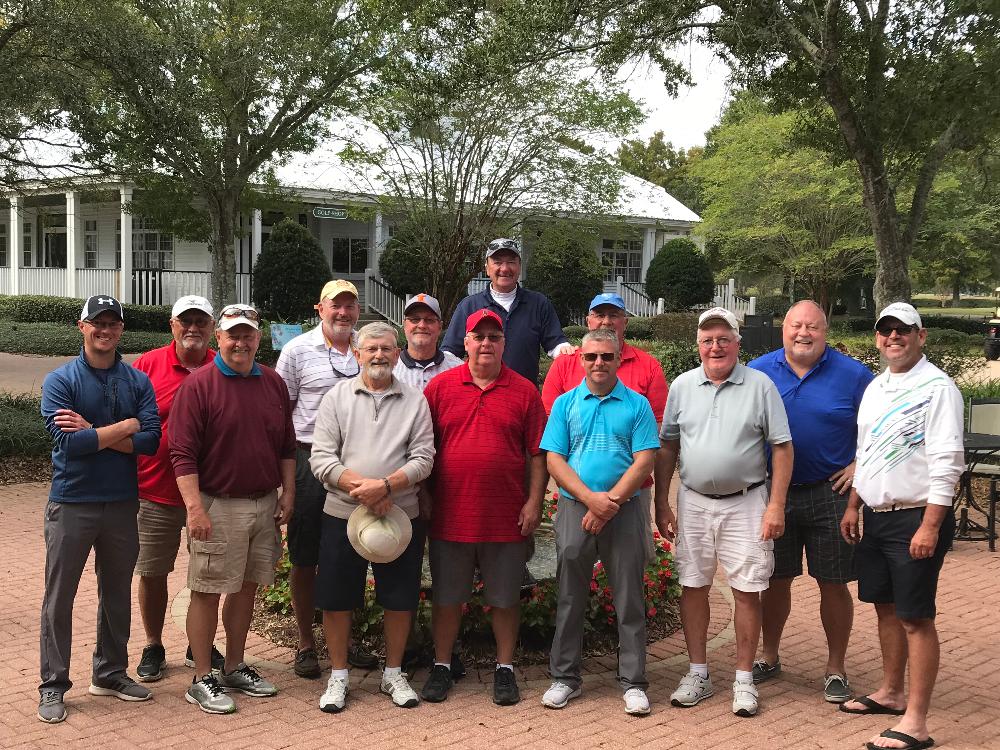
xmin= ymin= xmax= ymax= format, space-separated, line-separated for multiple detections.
xmin=839 ymin=303 xmax=963 ymax=750
xmin=170 ymin=303 xmax=296 ymax=714
xmin=393 ymin=293 xmax=463 ymax=391
xmin=309 ymin=322 xmax=435 ymax=713
xmin=655 ymin=307 xmax=793 ymax=718
xmin=38 ymin=295 xmax=161 ymax=723
xmin=275 ymin=279 xmax=377 ymax=678
xmin=132 ymin=295 xmax=221 ymax=682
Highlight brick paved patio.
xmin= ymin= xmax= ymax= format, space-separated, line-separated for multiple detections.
xmin=1 ymin=482 xmax=997 ymax=749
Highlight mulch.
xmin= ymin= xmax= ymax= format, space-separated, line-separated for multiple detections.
xmin=0 ymin=456 xmax=51 ymax=486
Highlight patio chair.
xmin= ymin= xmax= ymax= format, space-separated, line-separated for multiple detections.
xmin=968 ymin=398 xmax=1000 ymax=550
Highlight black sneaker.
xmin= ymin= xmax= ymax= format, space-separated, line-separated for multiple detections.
xmin=751 ymin=658 xmax=781 ymax=684
xmin=450 ymin=650 xmax=467 ymax=680
xmin=420 ymin=664 xmax=454 ymax=703
xmin=347 ymin=644 xmax=379 ymax=670
xmin=137 ymin=643 xmax=166 ymax=682
xmin=185 ymin=644 xmax=225 ymax=671
xmin=294 ymin=648 xmax=321 ymax=679
xmin=493 ymin=666 xmax=520 ymax=706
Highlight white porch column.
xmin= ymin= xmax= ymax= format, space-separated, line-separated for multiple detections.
xmin=252 ymin=209 xmax=262 ymax=265
xmin=9 ymin=197 xmax=22 ymax=295
xmin=642 ymin=226 xmax=656 ymax=280
xmin=119 ymin=187 xmax=133 ymax=302
xmin=373 ymin=210 xmax=383 ymax=276
xmin=65 ymin=191 xmax=80 ymax=298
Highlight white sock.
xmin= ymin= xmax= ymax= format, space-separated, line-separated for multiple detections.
xmin=331 ymin=668 xmax=349 ymax=679
xmin=434 ymin=662 xmax=451 ymax=671
xmin=496 ymin=663 xmax=514 ymax=671
xmin=735 ymin=669 xmax=753 ymax=684
xmin=689 ymin=663 xmax=709 ymax=678
xmin=383 ymin=666 xmax=401 ymax=680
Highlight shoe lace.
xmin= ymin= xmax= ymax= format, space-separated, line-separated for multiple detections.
xmin=386 ymin=673 xmax=412 ymax=692
xmin=495 ymin=668 xmax=515 ymax=687
xmin=198 ymin=675 xmax=226 ymax=697
xmin=325 ymin=676 xmax=348 ymax=694
xmin=824 ymin=674 xmax=848 ymax=689
xmin=752 ymin=658 xmax=772 ymax=670
xmin=40 ymin=690 xmax=62 ymax=706
xmin=680 ymin=673 xmax=705 ymax=688
xmin=235 ymin=664 xmax=263 ymax=682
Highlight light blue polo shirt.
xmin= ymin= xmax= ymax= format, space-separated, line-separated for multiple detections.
xmin=541 ymin=378 xmax=660 ymax=500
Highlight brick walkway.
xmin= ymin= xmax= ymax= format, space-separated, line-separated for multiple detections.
xmin=1 ymin=482 xmax=997 ymax=749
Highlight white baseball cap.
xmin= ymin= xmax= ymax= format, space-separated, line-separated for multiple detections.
xmin=171 ymin=295 xmax=213 ymax=319
xmin=875 ymin=302 xmax=922 ymax=330
xmin=698 ymin=306 xmax=740 ymax=331
xmin=216 ymin=303 xmax=261 ymax=331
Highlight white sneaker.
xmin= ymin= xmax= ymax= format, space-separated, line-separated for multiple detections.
xmin=319 ymin=674 xmax=349 ymax=713
xmin=380 ymin=672 xmax=419 ymax=708
xmin=623 ymin=688 xmax=650 ymax=715
xmin=541 ymin=681 xmax=581 ymax=709
xmin=670 ymin=672 xmax=714 ymax=707
xmin=732 ymin=679 xmax=759 ymax=717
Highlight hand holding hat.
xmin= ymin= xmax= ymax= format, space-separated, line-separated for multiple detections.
xmin=346 ymin=504 xmax=413 ymax=564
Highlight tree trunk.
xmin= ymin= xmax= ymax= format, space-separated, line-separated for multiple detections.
xmin=952 ymin=277 xmax=961 ymax=305
xmin=206 ymin=191 xmax=239 ymax=307
xmin=859 ymin=169 xmax=911 ymax=313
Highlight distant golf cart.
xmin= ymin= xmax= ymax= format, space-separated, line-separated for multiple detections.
xmin=986 ymin=286 xmax=1000 ymax=360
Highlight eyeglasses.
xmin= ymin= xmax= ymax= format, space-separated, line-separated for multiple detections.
xmin=404 ymin=316 xmax=440 ymax=325
xmin=876 ymin=323 xmax=916 ymax=337
xmin=588 ymin=310 xmax=625 ymax=320
xmin=698 ymin=337 xmax=734 ymax=348
xmin=218 ymin=307 xmax=261 ymax=323
xmin=467 ymin=332 xmax=504 ymax=343
xmin=359 ymin=344 xmax=397 ymax=355
xmin=83 ymin=319 xmax=123 ymax=331
xmin=175 ymin=315 xmax=212 ymax=328
xmin=581 ymin=352 xmax=616 ymax=362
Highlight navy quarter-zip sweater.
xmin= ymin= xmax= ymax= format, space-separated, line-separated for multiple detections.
xmin=41 ymin=349 xmax=161 ymax=503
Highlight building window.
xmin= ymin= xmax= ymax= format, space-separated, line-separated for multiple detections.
xmin=84 ymin=220 xmax=99 ymax=268
xmin=23 ymin=222 xmax=32 ymax=266
xmin=330 ymin=237 xmax=367 ymax=274
xmin=0 ymin=223 xmax=7 ymax=267
xmin=130 ymin=216 xmax=174 ymax=270
xmin=601 ymin=239 xmax=642 ymax=283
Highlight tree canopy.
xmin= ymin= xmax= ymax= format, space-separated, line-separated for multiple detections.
xmin=616 ymin=131 xmax=703 ymax=214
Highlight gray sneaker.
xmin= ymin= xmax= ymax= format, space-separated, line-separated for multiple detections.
xmin=217 ymin=663 xmax=278 ymax=697
xmin=37 ymin=690 xmax=67 ymax=723
xmin=670 ymin=672 xmax=714 ymax=707
xmin=186 ymin=674 xmax=237 ymax=714
xmin=751 ymin=658 xmax=781 ymax=684
xmin=89 ymin=674 xmax=152 ymax=701
xmin=823 ymin=674 xmax=851 ymax=703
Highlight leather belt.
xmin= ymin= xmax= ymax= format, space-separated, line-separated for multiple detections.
xmin=210 ymin=490 xmax=271 ymax=500
xmin=790 ymin=479 xmax=829 ymax=489
xmin=696 ymin=480 xmax=766 ymax=500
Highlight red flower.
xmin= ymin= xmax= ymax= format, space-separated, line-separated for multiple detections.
xmin=419 ymin=591 xmax=427 ymax=601
xmin=652 ymin=530 xmax=661 ymax=539
xmin=647 ymin=607 xmax=657 ymax=617
xmin=590 ymin=581 xmax=599 ymax=592
xmin=483 ymin=605 xmax=492 ymax=613
xmin=607 ymin=616 xmax=614 ymax=624
xmin=604 ymin=604 xmax=614 ymax=612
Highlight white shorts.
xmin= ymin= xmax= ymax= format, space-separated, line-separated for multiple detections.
xmin=674 ymin=484 xmax=774 ymax=593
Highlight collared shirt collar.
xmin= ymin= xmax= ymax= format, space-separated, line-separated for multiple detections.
xmin=775 ymin=344 xmax=830 ymax=379
xmin=698 ymin=361 xmax=745 ymax=386
xmin=460 ymin=362 xmax=511 ymax=388
xmin=78 ymin=346 xmax=122 ymax=371
xmin=307 ymin=322 xmax=357 ymax=352
xmin=575 ymin=376 xmax=627 ymax=401
xmin=399 ymin=348 xmax=445 ymax=369
xmin=479 ymin=283 xmax=524 ymax=306
xmin=168 ymin=341 xmax=215 ymax=371
xmin=214 ymin=352 xmax=261 ymax=377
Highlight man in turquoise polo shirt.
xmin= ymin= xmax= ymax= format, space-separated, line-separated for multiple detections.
xmin=540 ymin=329 xmax=660 ymax=715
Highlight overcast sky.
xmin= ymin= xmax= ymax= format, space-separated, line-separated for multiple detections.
xmin=613 ymin=39 xmax=734 ymax=152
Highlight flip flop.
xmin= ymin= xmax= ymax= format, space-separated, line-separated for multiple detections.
xmin=864 ymin=729 xmax=934 ymax=750
xmin=839 ymin=695 xmax=906 ymax=715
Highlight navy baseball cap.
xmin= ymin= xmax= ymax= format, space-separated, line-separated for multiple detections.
xmin=588 ymin=293 xmax=627 ymax=311
xmin=81 ymin=295 xmax=124 ymax=322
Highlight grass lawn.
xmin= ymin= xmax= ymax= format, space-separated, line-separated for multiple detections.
xmin=917 ymin=307 xmax=996 ymax=319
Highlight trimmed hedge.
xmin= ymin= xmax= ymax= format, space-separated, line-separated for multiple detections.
xmin=0 ymin=320 xmax=169 ymax=356
xmin=839 ymin=314 xmax=986 ymax=335
xmin=0 ymin=294 xmax=172 ymax=331
xmin=0 ymin=392 xmax=50 ymax=457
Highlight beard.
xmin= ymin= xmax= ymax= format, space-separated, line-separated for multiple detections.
xmin=364 ymin=362 xmax=392 ymax=382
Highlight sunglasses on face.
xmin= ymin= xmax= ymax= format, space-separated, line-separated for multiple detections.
xmin=218 ymin=307 xmax=261 ymax=323
xmin=581 ymin=352 xmax=616 ymax=362
xmin=467 ymin=332 xmax=504 ymax=343
xmin=876 ymin=323 xmax=916 ymax=337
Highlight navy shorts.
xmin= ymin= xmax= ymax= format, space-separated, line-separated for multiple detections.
xmin=856 ymin=505 xmax=954 ymax=620
xmin=772 ymin=480 xmax=856 ymax=584
xmin=287 ymin=448 xmax=326 ymax=567
xmin=315 ymin=513 xmax=426 ymax=612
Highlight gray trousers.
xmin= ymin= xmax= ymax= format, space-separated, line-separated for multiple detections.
xmin=550 ymin=492 xmax=648 ymax=691
xmin=39 ymin=500 xmax=140 ymax=695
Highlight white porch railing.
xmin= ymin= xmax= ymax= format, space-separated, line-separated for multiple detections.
xmin=0 ymin=267 xmax=11 ymax=295
xmin=713 ymin=278 xmax=757 ymax=320
xmin=467 ymin=277 xmax=490 ymax=296
xmin=364 ymin=268 xmax=405 ymax=326
xmin=132 ymin=270 xmax=213 ymax=306
xmin=76 ymin=269 xmax=117 ymax=299
xmin=20 ymin=268 xmax=66 ymax=297
xmin=616 ymin=277 xmax=660 ymax=317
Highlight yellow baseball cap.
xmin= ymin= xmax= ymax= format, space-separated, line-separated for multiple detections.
xmin=319 ymin=279 xmax=359 ymax=301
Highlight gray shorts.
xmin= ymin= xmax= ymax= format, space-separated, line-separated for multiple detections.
xmin=136 ymin=498 xmax=187 ymax=577
xmin=429 ymin=538 xmax=532 ymax=608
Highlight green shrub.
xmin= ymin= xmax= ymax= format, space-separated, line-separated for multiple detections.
xmin=651 ymin=312 xmax=701 ymax=343
xmin=0 ymin=320 xmax=169 ymax=356
xmin=561 ymin=325 xmax=588 ymax=340
xmin=754 ymin=295 xmax=793 ymax=317
xmin=925 ymin=328 xmax=977 ymax=346
xmin=0 ymin=392 xmax=50 ymax=458
xmin=253 ymin=219 xmax=332 ymax=323
xmin=921 ymin=315 xmax=989 ymax=335
xmin=525 ymin=225 xmax=604 ymax=326
xmin=623 ymin=317 xmax=656 ymax=340
xmin=0 ymin=294 xmax=171 ymax=330
xmin=961 ymin=378 xmax=1000 ymax=400
xmin=640 ymin=341 xmax=702 ymax=383
xmin=645 ymin=238 xmax=714 ymax=312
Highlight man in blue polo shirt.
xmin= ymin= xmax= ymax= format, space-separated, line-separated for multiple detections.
xmin=540 ymin=329 xmax=660 ymax=716
xmin=441 ymin=237 xmax=572 ymax=384
xmin=747 ymin=300 xmax=874 ymax=702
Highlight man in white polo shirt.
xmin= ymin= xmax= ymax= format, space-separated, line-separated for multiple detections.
xmin=392 ymin=293 xmax=463 ymax=392
xmin=654 ymin=307 xmax=793 ymax=718
xmin=275 ymin=279 xmax=376 ymax=677
xmin=839 ymin=303 xmax=963 ymax=750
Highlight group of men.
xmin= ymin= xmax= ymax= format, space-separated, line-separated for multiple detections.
xmin=37 ymin=237 xmax=961 ymax=750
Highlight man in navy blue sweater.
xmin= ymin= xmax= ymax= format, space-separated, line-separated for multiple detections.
xmin=37 ymin=295 xmax=160 ymax=724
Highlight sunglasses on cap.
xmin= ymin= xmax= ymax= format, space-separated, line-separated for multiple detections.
xmin=218 ymin=306 xmax=261 ymax=323
xmin=876 ymin=323 xmax=916 ymax=337
xmin=581 ymin=352 xmax=616 ymax=362
xmin=488 ymin=238 xmax=518 ymax=253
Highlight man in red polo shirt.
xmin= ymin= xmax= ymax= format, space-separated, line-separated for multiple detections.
xmin=131 ymin=295 xmax=220 ymax=682
xmin=420 ymin=309 xmax=547 ymax=707
xmin=542 ymin=292 xmax=668 ymax=558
